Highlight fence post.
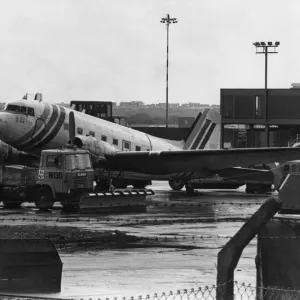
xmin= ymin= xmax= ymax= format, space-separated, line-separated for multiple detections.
xmin=216 ymin=197 xmax=282 ymax=300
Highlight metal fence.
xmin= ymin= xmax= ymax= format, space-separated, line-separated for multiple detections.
xmin=61 ymin=282 xmax=300 ymax=300
xmin=2 ymin=281 xmax=300 ymax=300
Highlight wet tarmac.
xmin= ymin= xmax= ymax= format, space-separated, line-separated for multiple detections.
xmin=0 ymin=182 xmax=271 ymax=299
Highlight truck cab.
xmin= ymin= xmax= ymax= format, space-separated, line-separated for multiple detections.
xmin=35 ymin=148 xmax=94 ymax=210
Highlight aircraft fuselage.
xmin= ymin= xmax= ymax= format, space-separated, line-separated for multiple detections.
xmin=0 ymin=100 xmax=182 ymax=156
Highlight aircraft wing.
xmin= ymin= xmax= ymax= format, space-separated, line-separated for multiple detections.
xmin=104 ymin=147 xmax=300 ymax=175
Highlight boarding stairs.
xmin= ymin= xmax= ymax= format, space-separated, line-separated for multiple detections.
xmin=287 ymin=134 xmax=300 ymax=147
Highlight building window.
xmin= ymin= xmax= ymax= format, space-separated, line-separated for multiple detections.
xmin=89 ymin=131 xmax=95 ymax=137
xmin=77 ymin=127 xmax=83 ymax=134
xmin=255 ymin=96 xmax=263 ymax=118
xmin=101 ymin=135 xmax=107 ymax=142
xmin=136 ymin=146 xmax=141 ymax=151
xmin=222 ymin=95 xmax=234 ymax=118
xmin=113 ymin=138 xmax=118 ymax=146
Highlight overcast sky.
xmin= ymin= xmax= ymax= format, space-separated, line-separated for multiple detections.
xmin=0 ymin=0 xmax=299 ymax=104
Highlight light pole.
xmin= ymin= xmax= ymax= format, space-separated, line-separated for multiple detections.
xmin=253 ymin=41 xmax=280 ymax=147
xmin=160 ymin=14 xmax=178 ymax=128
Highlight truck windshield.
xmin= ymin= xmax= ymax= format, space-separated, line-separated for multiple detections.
xmin=64 ymin=153 xmax=92 ymax=170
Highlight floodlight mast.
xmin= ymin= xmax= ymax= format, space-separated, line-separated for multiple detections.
xmin=160 ymin=14 xmax=178 ymax=128
xmin=253 ymin=41 xmax=280 ymax=147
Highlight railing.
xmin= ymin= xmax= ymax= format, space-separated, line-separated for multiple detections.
xmin=287 ymin=134 xmax=300 ymax=147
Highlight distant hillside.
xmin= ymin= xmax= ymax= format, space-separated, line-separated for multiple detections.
xmin=0 ymin=101 xmax=219 ymax=126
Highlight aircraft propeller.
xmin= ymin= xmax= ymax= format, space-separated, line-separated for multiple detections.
xmin=69 ymin=111 xmax=76 ymax=144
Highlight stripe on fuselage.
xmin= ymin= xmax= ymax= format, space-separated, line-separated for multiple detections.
xmin=11 ymin=103 xmax=51 ymax=147
xmin=18 ymin=104 xmax=58 ymax=150
xmin=35 ymin=106 xmax=66 ymax=149
xmin=18 ymin=104 xmax=61 ymax=150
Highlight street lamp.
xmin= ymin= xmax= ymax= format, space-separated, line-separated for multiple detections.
xmin=253 ymin=41 xmax=280 ymax=147
xmin=160 ymin=14 xmax=178 ymax=128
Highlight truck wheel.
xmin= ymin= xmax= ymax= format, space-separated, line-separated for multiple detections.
xmin=169 ymin=179 xmax=184 ymax=191
xmin=2 ymin=198 xmax=22 ymax=209
xmin=133 ymin=180 xmax=148 ymax=189
xmin=34 ymin=187 xmax=54 ymax=210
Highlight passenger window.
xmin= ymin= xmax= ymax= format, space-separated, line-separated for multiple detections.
xmin=123 ymin=141 xmax=131 ymax=150
xmin=136 ymin=146 xmax=141 ymax=151
xmin=21 ymin=106 xmax=27 ymax=114
xmin=89 ymin=131 xmax=95 ymax=137
xmin=77 ymin=127 xmax=83 ymax=134
xmin=101 ymin=135 xmax=107 ymax=142
xmin=113 ymin=138 xmax=118 ymax=146
xmin=292 ymin=164 xmax=297 ymax=173
xmin=27 ymin=107 xmax=35 ymax=116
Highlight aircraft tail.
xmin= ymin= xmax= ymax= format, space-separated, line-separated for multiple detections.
xmin=183 ymin=108 xmax=221 ymax=150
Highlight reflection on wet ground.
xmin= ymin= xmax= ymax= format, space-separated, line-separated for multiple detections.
xmin=0 ymin=182 xmax=271 ymax=299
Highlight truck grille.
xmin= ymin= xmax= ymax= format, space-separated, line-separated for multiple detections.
xmin=66 ymin=172 xmax=94 ymax=189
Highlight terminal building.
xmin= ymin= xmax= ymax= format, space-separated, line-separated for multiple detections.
xmin=220 ymin=87 xmax=300 ymax=148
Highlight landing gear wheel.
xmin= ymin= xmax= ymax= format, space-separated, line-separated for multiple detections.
xmin=169 ymin=179 xmax=184 ymax=191
xmin=62 ymin=203 xmax=78 ymax=212
xmin=34 ymin=186 xmax=54 ymax=211
xmin=185 ymin=184 xmax=196 ymax=196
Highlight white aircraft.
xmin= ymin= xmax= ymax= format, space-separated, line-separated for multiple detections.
xmin=0 ymin=96 xmax=299 ymax=193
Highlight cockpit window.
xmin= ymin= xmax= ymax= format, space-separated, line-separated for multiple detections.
xmin=6 ymin=105 xmax=21 ymax=112
xmin=5 ymin=104 xmax=35 ymax=116
xmin=27 ymin=107 xmax=35 ymax=116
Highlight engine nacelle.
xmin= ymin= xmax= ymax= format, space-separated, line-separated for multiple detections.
xmin=0 ymin=140 xmax=39 ymax=166
xmin=73 ymin=136 xmax=118 ymax=157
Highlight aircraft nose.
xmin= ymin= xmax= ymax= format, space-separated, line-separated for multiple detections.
xmin=0 ymin=113 xmax=11 ymax=142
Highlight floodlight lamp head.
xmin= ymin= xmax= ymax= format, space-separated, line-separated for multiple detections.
xmin=260 ymin=42 xmax=266 ymax=46
xmin=275 ymin=41 xmax=280 ymax=46
xmin=268 ymin=42 xmax=272 ymax=46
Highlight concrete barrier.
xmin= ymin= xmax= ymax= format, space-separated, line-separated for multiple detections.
xmin=0 ymin=239 xmax=62 ymax=293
